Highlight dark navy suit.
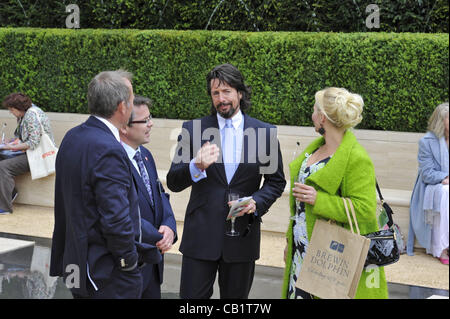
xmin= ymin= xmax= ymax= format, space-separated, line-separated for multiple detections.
xmin=130 ymin=145 xmax=177 ymax=298
xmin=50 ymin=116 xmax=160 ymax=298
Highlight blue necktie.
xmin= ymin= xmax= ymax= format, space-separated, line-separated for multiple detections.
xmin=134 ymin=150 xmax=154 ymax=207
xmin=223 ymin=119 xmax=237 ymax=184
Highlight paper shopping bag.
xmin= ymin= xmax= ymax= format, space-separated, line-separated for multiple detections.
xmin=296 ymin=198 xmax=371 ymax=299
xmin=27 ymin=132 xmax=58 ymax=180
xmin=25 ymin=109 xmax=58 ymax=180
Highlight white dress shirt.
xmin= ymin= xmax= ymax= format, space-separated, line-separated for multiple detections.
xmin=189 ymin=110 xmax=244 ymax=182
xmin=93 ymin=115 xmax=120 ymax=143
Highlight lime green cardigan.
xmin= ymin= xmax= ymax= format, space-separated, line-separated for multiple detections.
xmin=281 ymin=130 xmax=388 ymax=299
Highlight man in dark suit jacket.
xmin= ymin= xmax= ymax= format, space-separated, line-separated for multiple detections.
xmin=167 ymin=64 xmax=286 ymax=299
xmin=119 ymin=95 xmax=177 ymax=298
xmin=50 ymin=70 xmax=159 ymax=298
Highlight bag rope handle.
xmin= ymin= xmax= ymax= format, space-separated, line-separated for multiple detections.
xmin=342 ymin=197 xmax=361 ymax=235
xmin=27 ymin=107 xmax=46 ymax=134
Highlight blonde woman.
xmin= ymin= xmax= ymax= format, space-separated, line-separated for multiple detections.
xmin=282 ymin=87 xmax=388 ymax=299
xmin=407 ymin=103 xmax=449 ymax=264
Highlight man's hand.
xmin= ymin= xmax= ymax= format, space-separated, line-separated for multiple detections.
xmin=156 ymin=225 xmax=175 ymax=254
xmin=194 ymin=141 xmax=220 ymax=171
xmin=227 ymin=198 xmax=257 ymax=218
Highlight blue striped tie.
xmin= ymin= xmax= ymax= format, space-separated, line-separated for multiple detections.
xmin=223 ymin=119 xmax=237 ymax=184
xmin=134 ymin=150 xmax=154 ymax=207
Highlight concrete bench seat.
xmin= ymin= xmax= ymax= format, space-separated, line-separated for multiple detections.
xmin=14 ymin=173 xmax=55 ymax=208
xmin=14 ymin=168 xmax=413 ymax=246
xmin=3 ymin=110 xmax=422 ymax=248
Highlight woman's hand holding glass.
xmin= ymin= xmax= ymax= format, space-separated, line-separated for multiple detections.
xmin=292 ymin=182 xmax=317 ymax=206
xmin=227 ymin=193 xmax=240 ymax=237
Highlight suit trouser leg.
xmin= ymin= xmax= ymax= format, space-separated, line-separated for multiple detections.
xmin=0 ymin=154 xmax=29 ymax=212
xmin=141 ymin=263 xmax=161 ymax=299
xmin=180 ymin=255 xmax=255 ymax=299
xmin=73 ymin=267 xmax=143 ymax=299
xmin=180 ymin=255 xmax=217 ymax=299
xmin=218 ymin=259 xmax=255 ymax=299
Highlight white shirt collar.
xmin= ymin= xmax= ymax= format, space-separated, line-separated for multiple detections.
xmin=93 ymin=115 xmax=121 ymax=143
xmin=121 ymin=142 xmax=139 ymax=162
xmin=217 ymin=109 xmax=243 ymax=130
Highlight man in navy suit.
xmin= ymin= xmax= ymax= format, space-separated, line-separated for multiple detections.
xmin=167 ymin=64 xmax=286 ymax=299
xmin=119 ymin=95 xmax=177 ymax=298
xmin=50 ymin=70 xmax=159 ymax=298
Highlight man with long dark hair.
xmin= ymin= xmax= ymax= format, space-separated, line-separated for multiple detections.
xmin=167 ymin=63 xmax=286 ymax=299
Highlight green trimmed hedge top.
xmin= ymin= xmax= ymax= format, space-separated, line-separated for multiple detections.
xmin=0 ymin=28 xmax=448 ymax=132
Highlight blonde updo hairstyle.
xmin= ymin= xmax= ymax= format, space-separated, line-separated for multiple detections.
xmin=315 ymin=87 xmax=364 ymax=130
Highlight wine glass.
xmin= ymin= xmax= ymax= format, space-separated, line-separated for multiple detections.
xmin=226 ymin=192 xmax=240 ymax=237
xmin=1 ymin=123 xmax=6 ymax=144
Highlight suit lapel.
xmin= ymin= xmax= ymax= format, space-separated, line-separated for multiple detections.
xmin=86 ymin=116 xmax=119 ymax=141
xmin=131 ymin=163 xmax=154 ymax=213
xmin=229 ymin=114 xmax=253 ymax=184
xmin=141 ymin=148 xmax=160 ymax=221
xmin=203 ymin=115 xmax=228 ymax=186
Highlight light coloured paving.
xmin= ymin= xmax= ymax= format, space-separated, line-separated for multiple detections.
xmin=1 ymin=204 xmax=448 ymax=290
xmin=1 ymin=111 xmax=448 ymax=291
xmin=0 ymin=237 xmax=35 ymax=255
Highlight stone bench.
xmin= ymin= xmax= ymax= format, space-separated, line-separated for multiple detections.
xmin=2 ymin=111 xmax=421 ymax=246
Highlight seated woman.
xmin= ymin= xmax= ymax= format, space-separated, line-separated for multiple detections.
xmin=0 ymin=92 xmax=55 ymax=215
xmin=407 ymin=102 xmax=449 ymax=265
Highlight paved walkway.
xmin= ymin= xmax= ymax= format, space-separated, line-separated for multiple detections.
xmin=0 ymin=204 xmax=448 ymax=291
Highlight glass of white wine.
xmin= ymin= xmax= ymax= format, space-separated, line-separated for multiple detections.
xmin=226 ymin=193 xmax=240 ymax=237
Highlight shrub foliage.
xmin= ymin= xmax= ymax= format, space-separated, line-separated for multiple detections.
xmin=0 ymin=28 xmax=448 ymax=132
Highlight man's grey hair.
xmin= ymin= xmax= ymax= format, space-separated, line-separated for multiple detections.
xmin=88 ymin=69 xmax=133 ymax=118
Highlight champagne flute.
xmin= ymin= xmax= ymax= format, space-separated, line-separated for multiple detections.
xmin=226 ymin=192 xmax=240 ymax=237
xmin=292 ymin=141 xmax=302 ymax=211
xmin=1 ymin=123 xmax=6 ymax=144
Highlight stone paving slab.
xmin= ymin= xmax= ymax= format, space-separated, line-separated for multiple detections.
xmin=1 ymin=204 xmax=448 ymax=290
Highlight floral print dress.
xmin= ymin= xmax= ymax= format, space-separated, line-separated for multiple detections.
xmin=288 ymin=152 xmax=331 ymax=299
xmin=14 ymin=105 xmax=55 ymax=150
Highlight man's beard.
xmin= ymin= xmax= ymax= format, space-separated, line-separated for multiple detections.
xmin=215 ymin=102 xmax=236 ymax=119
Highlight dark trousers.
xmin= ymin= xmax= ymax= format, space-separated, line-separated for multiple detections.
xmin=72 ymin=267 xmax=143 ymax=299
xmin=0 ymin=153 xmax=29 ymax=212
xmin=180 ymin=255 xmax=255 ymax=299
xmin=141 ymin=263 xmax=161 ymax=299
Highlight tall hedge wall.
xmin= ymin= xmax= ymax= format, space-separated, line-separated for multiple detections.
xmin=0 ymin=28 xmax=448 ymax=132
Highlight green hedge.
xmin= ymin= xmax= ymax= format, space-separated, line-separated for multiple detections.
xmin=0 ymin=28 xmax=448 ymax=132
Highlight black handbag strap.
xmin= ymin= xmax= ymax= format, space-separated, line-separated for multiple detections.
xmin=376 ymin=180 xmax=394 ymax=228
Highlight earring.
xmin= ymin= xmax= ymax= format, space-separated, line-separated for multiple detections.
xmin=318 ymin=126 xmax=325 ymax=135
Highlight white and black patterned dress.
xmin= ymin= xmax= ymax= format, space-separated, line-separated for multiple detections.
xmin=288 ymin=153 xmax=331 ymax=299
